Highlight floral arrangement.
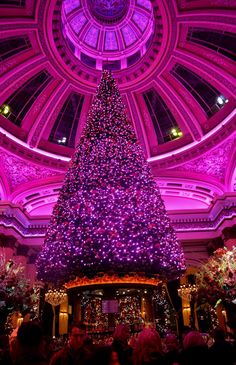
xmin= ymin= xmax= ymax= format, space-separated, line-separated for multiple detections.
xmin=0 ymin=251 xmax=37 ymax=332
xmin=196 ymin=247 xmax=236 ymax=306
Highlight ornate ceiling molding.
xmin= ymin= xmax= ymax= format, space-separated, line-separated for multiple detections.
xmin=0 ymin=147 xmax=63 ymax=191
xmin=1 ymin=194 xmax=236 ymax=240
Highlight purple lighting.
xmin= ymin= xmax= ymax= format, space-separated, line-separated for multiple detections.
xmin=36 ymin=71 xmax=186 ymax=284
xmin=105 ymin=31 xmax=118 ymax=51
xmin=122 ymin=25 xmax=137 ymax=46
xmin=132 ymin=11 xmax=149 ymax=31
xmin=88 ymin=0 xmax=128 ymax=22
xmin=70 ymin=14 xmax=87 ymax=34
xmin=63 ymin=0 xmax=81 ymax=14
xmin=84 ymin=26 xmax=99 ymax=48
xmin=61 ymin=0 xmax=154 ymax=70
xmin=137 ymin=0 xmax=152 ymax=10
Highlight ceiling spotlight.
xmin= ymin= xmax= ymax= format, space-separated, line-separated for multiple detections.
xmin=171 ymin=128 xmax=178 ymax=137
xmin=217 ymin=96 xmax=224 ymax=105
xmin=0 ymin=104 xmax=11 ymax=116
xmin=216 ymin=95 xmax=228 ymax=106
xmin=58 ymin=137 xmax=67 ymax=144
xmin=170 ymin=127 xmax=183 ymax=139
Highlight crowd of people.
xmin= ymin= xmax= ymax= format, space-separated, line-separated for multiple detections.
xmin=0 ymin=321 xmax=236 ymax=365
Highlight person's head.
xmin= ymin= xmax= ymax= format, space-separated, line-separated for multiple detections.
xmin=89 ymin=346 xmax=120 ymax=365
xmin=69 ymin=322 xmax=87 ymax=351
xmin=181 ymin=326 xmax=191 ymax=341
xmin=213 ymin=328 xmax=226 ymax=342
xmin=183 ymin=331 xmax=205 ymax=350
xmin=17 ymin=321 xmax=44 ymax=350
xmin=0 ymin=335 xmax=9 ymax=350
xmin=110 ymin=350 xmax=120 ymax=365
xmin=165 ymin=333 xmax=178 ymax=351
xmin=113 ymin=324 xmax=130 ymax=343
xmin=133 ymin=328 xmax=163 ymax=365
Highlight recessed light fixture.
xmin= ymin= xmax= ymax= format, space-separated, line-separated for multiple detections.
xmin=217 ymin=96 xmax=224 ymax=105
xmin=216 ymin=95 xmax=228 ymax=106
xmin=0 ymin=104 xmax=11 ymax=117
xmin=58 ymin=137 xmax=67 ymax=144
xmin=170 ymin=127 xmax=183 ymax=139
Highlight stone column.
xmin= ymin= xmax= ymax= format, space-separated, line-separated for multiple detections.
xmin=73 ymin=296 xmax=81 ymax=322
xmin=59 ymin=297 xmax=68 ymax=335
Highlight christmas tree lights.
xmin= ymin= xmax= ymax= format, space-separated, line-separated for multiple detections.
xmin=81 ymin=295 xmax=108 ymax=332
xmin=116 ymin=295 xmax=143 ymax=327
xmin=36 ymin=70 xmax=185 ymax=284
xmin=153 ymin=286 xmax=176 ymax=336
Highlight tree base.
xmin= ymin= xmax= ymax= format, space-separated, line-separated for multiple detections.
xmin=65 ymin=273 xmax=160 ymax=289
xmin=63 ymin=279 xmax=177 ymax=338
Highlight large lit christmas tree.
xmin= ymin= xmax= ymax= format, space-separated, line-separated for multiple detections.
xmin=37 ymin=71 xmax=185 ymax=284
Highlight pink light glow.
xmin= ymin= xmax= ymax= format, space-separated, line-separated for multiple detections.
xmin=148 ymin=108 xmax=236 ymax=163
xmin=70 ymin=14 xmax=87 ymax=34
xmin=0 ymin=127 xmax=70 ymax=162
xmin=36 ymin=71 xmax=186 ymax=283
xmin=63 ymin=0 xmax=80 ymax=14
xmin=61 ymin=0 xmax=154 ymax=70
xmin=163 ymin=196 xmax=209 ymax=211
xmin=1 ymin=108 xmax=236 ymax=164
xmin=29 ymin=202 xmax=56 ymax=216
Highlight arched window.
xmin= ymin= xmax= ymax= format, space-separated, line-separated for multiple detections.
xmin=2 ymin=70 xmax=53 ymax=126
xmin=170 ymin=63 xmax=226 ymax=117
xmin=187 ymin=27 xmax=236 ymax=62
xmin=49 ymin=93 xmax=84 ymax=148
xmin=143 ymin=89 xmax=180 ymax=145
xmin=0 ymin=0 xmax=26 ymax=6
xmin=0 ymin=35 xmax=31 ymax=62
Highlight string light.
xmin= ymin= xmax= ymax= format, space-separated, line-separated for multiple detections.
xmin=178 ymin=284 xmax=197 ymax=301
xmin=152 ymin=286 xmax=176 ymax=336
xmin=45 ymin=288 xmax=67 ymax=306
xmin=36 ymin=70 xmax=186 ymax=284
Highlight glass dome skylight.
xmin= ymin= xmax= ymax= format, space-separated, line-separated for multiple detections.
xmin=61 ymin=0 xmax=154 ymax=70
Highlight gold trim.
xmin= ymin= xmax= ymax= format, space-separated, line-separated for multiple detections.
xmin=65 ymin=274 xmax=161 ymax=289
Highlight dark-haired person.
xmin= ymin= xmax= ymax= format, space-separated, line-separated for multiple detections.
xmin=209 ymin=328 xmax=235 ymax=365
xmin=179 ymin=330 xmax=210 ymax=365
xmin=112 ymin=324 xmax=133 ymax=365
xmin=132 ymin=328 xmax=165 ymax=365
xmin=164 ymin=333 xmax=180 ymax=365
xmin=15 ymin=321 xmax=47 ymax=365
xmin=86 ymin=345 xmax=120 ymax=365
xmin=50 ymin=322 xmax=92 ymax=365
xmin=0 ymin=335 xmax=13 ymax=365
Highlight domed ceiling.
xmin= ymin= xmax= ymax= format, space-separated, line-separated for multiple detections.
xmin=62 ymin=0 xmax=154 ymax=71
xmin=0 ymin=0 xmax=236 ymax=226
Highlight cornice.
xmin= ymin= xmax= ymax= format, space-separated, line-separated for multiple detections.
xmin=149 ymin=112 xmax=236 ymax=170
xmin=1 ymin=108 xmax=235 ymax=174
xmin=1 ymin=194 xmax=236 ymax=239
xmin=0 ymin=130 xmax=68 ymax=170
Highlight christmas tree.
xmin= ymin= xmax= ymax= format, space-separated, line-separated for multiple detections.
xmin=36 ymin=71 xmax=185 ymax=284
